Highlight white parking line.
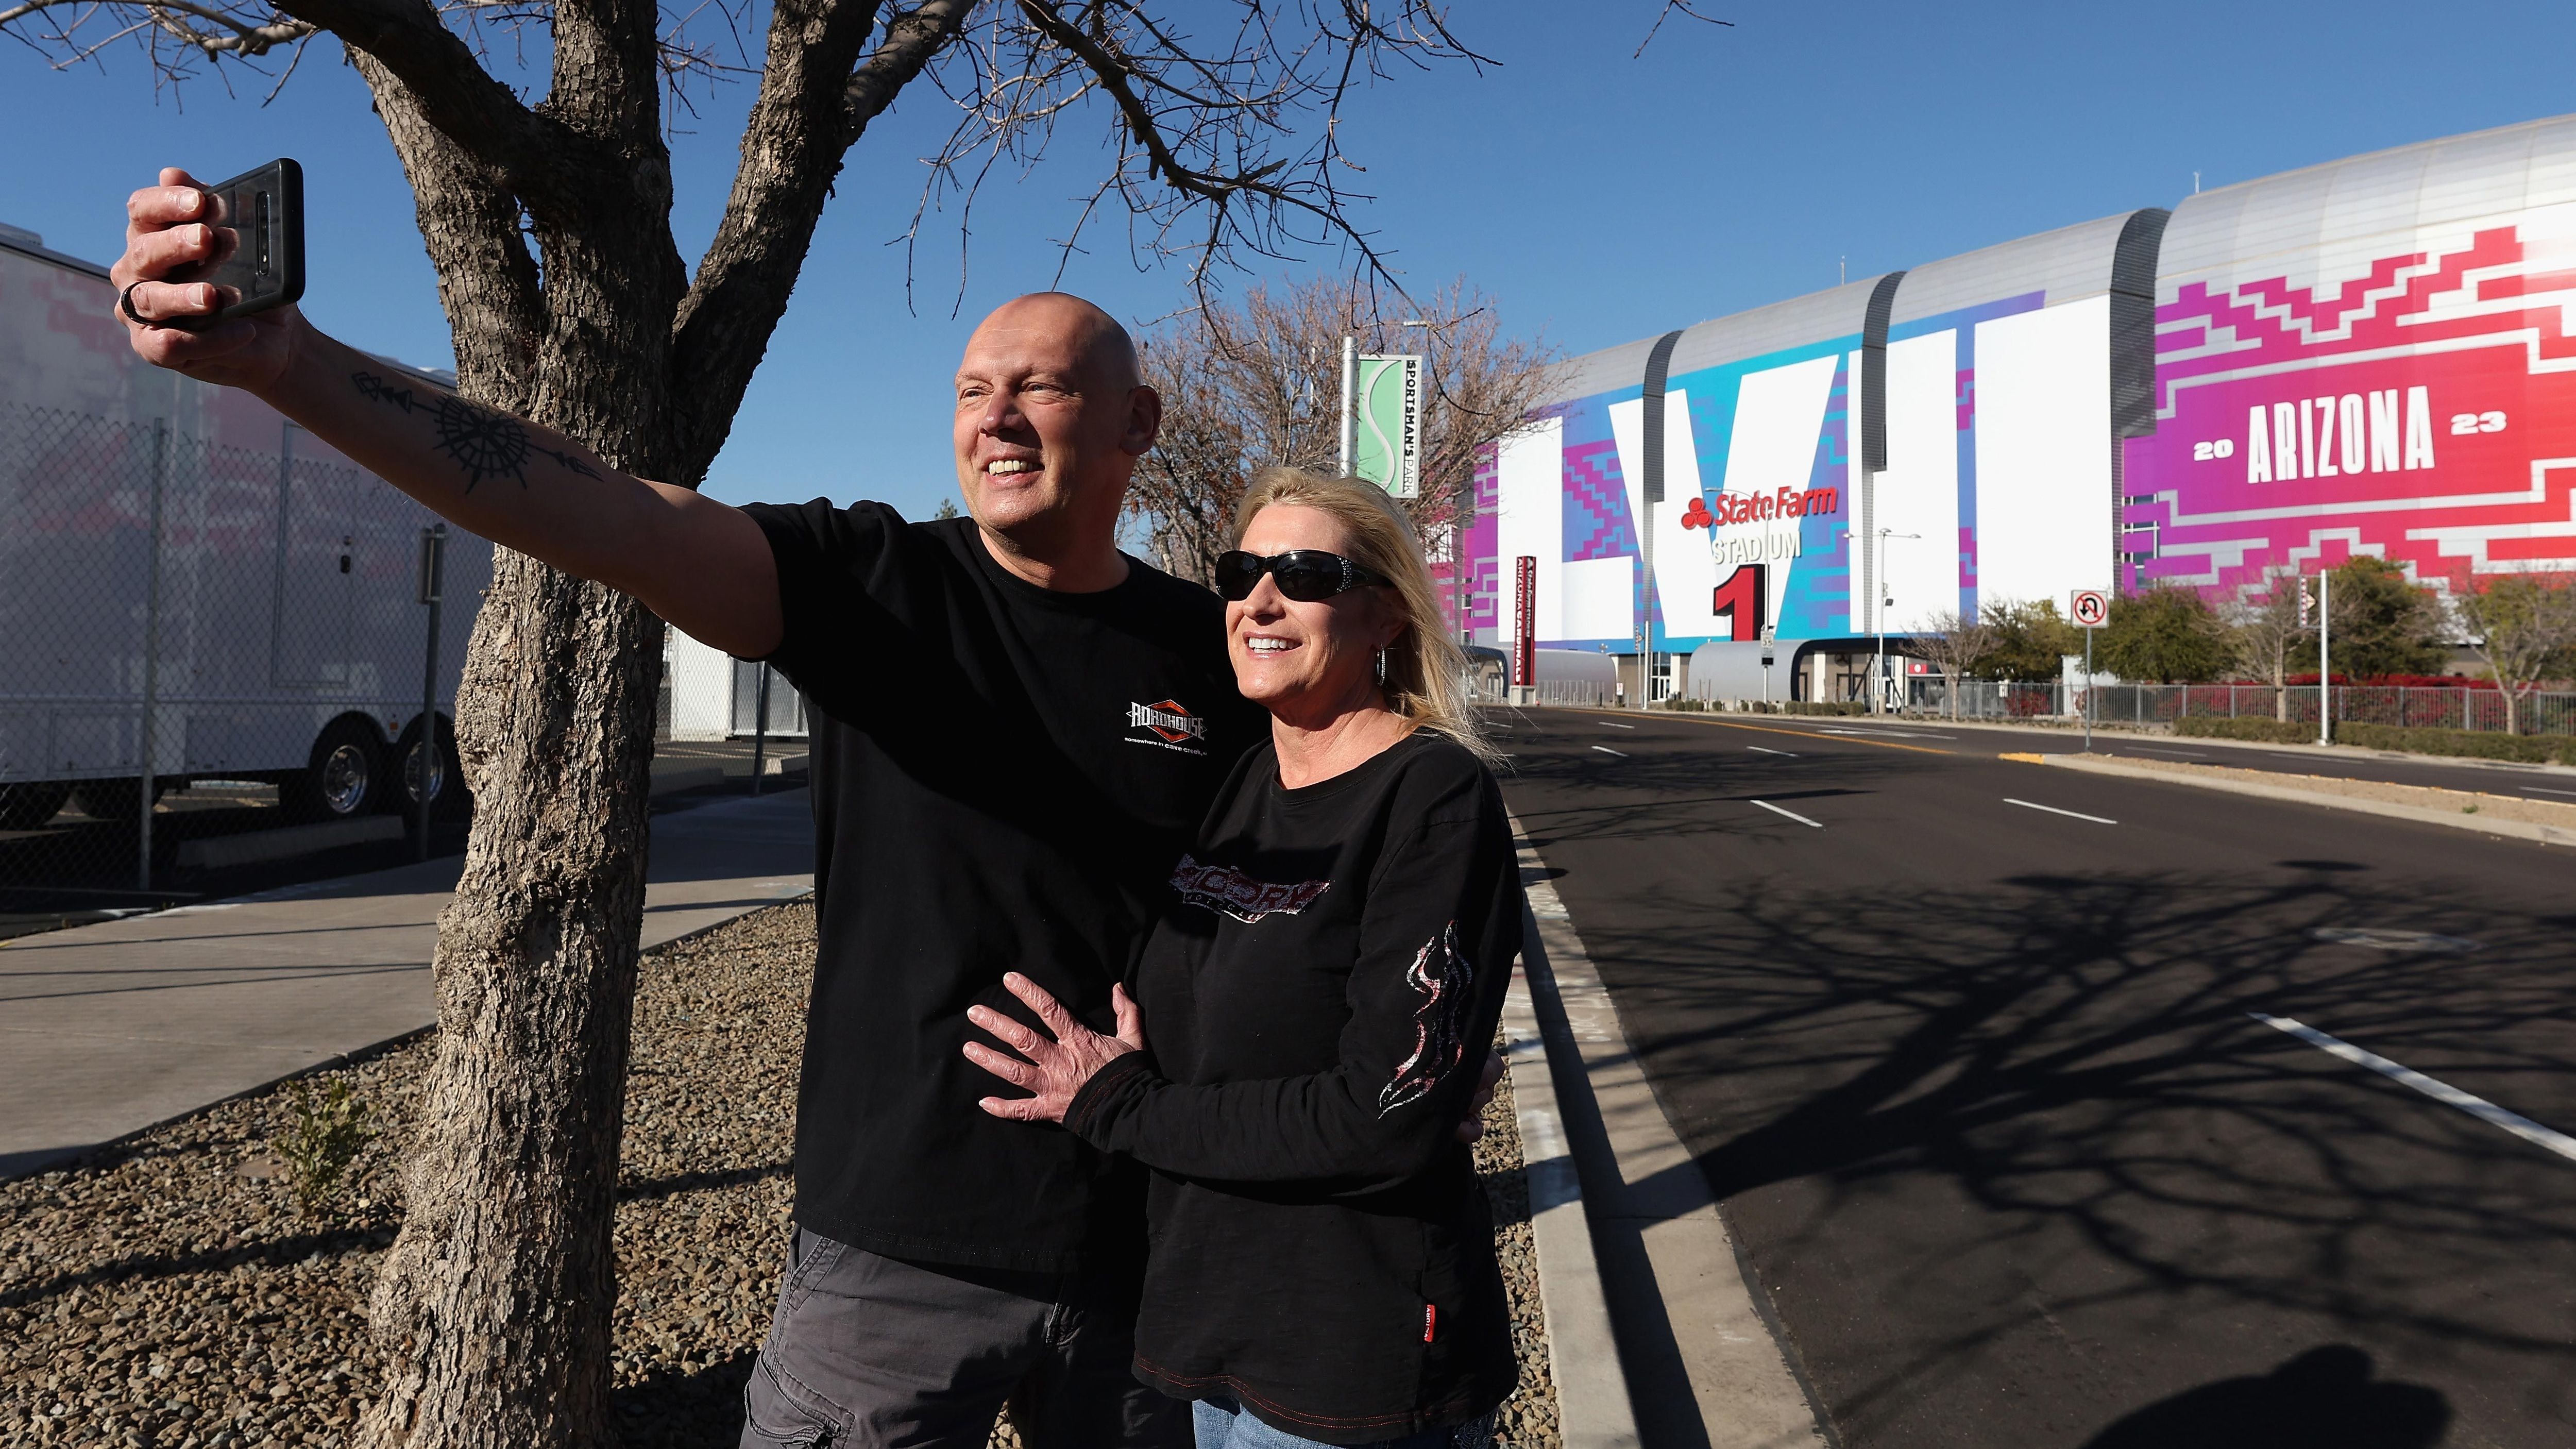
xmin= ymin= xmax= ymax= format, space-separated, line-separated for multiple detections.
xmin=1746 ymin=745 xmax=1797 ymax=757
xmin=2250 ymin=1013 xmax=2576 ymax=1164
xmin=1591 ymin=746 xmax=1627 ymax=758
xmin=2522 ymin=785 xmax=2576 ymax=798
xmin=1599 ymin=721 xmax=1636 ymax=729
xmin=1749 ymin=799 xmax=1822 ymax=828
xmin=2004 ymin=798 xmax=2117 ymax=825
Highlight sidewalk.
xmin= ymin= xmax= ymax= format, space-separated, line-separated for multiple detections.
xmin=0 ymin=790 xmax=816 ymax=1180
xmin=1509 ymin=817 xmax=1832 ymax=1449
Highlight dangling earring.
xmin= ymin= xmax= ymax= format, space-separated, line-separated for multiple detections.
xmin=1374 ymin=649 xmax=1388 ymax=685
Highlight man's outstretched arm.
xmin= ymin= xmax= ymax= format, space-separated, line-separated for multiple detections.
xmin=111 ymin=169 xmax=782 ymax=660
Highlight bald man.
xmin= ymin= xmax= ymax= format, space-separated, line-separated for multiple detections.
xmin=114 ymin=172 xmax=1268 ymax=1446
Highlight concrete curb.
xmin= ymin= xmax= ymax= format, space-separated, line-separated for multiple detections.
xmin=1502 ymin=952 xmax=1639 ymax=1448
xmin=1510 ymin=820 xmax=1833 ymax=1449
xmin=2025 ymin=752 xmax=2576 ymax=847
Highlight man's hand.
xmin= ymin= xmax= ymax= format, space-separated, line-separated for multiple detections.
xmin=110 ymin=167 xmax=302 ymax=393
xmin=1455 ymin=1050 xmax=1505 ymax=1144
xmin=964 ymin=974 xmax=1146 ymax=1125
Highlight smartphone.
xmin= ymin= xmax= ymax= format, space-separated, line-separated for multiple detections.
xmin=166 ymin=158 xmax=303 ymax=332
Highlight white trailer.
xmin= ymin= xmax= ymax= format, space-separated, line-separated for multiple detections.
xmin=0 ymin=221 xmax=492 ymax=829
xmin=663 ymin=628 xmax=806 ymax=742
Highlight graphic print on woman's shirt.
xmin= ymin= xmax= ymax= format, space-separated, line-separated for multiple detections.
xmin=1377 ymin=922 xmax=1474 ymax=1116
xmin=1168 ymin=855 xmax=1331 ymax=923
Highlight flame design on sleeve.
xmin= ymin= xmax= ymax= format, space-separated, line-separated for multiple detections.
xmin=1377 ymin=923 xmax=1474 ymax=1116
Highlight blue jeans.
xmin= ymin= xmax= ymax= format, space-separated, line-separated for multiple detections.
xmin=1190 ymin=1394 xmax=1493 ymax=1449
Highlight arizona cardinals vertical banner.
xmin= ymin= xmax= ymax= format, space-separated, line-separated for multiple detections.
xmin=1513 ymin=555 xmax=1536 ymax=687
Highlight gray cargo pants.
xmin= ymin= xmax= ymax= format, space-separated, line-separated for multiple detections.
xmin=739 ymin=1226 xmax=1191 ymax=1448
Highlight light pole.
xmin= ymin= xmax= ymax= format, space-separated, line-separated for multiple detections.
xmin=1846 ymin=527 xmax=1918 ymax=713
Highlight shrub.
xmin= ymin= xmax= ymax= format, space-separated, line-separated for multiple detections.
xmin=2334 ymin=722 xmax=2576 ymax=765
xmin=2177 ymin=714 xmax=2576 ymax=762
xmin=2173 ymin=717 xmax=2314 ymax=744
xmin=279 ymin=1076 xmax=377 ymax=1217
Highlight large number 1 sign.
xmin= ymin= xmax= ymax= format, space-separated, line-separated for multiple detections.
xmin=1712 ymin=565 xmax=1766 ymax=642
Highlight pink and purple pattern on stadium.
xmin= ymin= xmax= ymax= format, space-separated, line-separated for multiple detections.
xmin=2124 ymin=223 xmax=2576 ymax=602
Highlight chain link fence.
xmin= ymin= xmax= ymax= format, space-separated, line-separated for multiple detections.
xmin=0 ymin=401 xmax=490 ymax=935
xmin=1904 ymin=678 xmax=2576 ymax=734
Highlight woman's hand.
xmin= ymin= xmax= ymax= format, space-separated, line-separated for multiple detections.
xmin=963 ymin=973 xmax=1145 ymax=1124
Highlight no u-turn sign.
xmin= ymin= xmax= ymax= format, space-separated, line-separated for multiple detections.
xmin=2070 ymin=589 xmax=2110 ymax=628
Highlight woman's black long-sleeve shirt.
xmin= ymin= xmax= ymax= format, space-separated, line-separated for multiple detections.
xmin=1063 ymin=730 xmax=1524 ymax=1444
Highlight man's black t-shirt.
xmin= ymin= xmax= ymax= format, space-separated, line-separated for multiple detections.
xmin=1064 ymin=731 xmax=1524 ymax=1442
xmin=742 ymin=499 xmax=1266 ymax=1272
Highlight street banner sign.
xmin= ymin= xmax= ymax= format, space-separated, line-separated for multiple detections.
xmin=1514 ymin=555 xmax=1536 ymax=687
xmin=2070 ymin=589 xmax=2110 ymax=628
xmin=1353 ymin=354 xmax=1422 ymax=498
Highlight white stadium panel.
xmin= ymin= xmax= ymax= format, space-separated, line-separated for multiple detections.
xmin=1717 ymin=357 xmax=1841 ymax=496
xmin=1493 ymin=416 xmax=1564 ymax=641
xmin=1610 ymin=392 xmax=1724 ymax=639
xmin=1561 ymin=557 xmax=1636 ymax=641
xmin=1877 ymin=330 xmax=1962 ymax=632
xmin=1975 ymin=296 xmax=2114 ymax=606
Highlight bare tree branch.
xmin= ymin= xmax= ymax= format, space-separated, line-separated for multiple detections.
xmin=1633 ymin=0 xmax=1730 ymax=59
xmin=1129 ymin=274 xmax=1554 ymax=594
xmin=668 ymin=0 xmax=977 ymax=480
xmin=897 ymin=1 xmax=1495 ymax=307
xmin=1908 ymin=608 xmax=1995 ymax=720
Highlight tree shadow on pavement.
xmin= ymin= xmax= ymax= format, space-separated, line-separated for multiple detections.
xmin=1566 ymin=864 xmax=2576 ymax=1447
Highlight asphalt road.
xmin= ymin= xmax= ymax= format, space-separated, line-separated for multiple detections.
xmin=1825 ymin=714 xmax=2576 ymax=799
xmin=1493 ymin=706 xmax=2576 ymax=1449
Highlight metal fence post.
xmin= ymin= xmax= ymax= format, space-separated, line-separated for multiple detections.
xmin=749 ymin=664 xmax=771 ymax=797
xmin=416 ymin=524 xmax=446 ymax=862
xmin=137 ymin=420 xmax=167 ymax=893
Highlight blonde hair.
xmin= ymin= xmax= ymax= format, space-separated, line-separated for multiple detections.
xmin=1232 ymin=467 xmax=1496 ymax=763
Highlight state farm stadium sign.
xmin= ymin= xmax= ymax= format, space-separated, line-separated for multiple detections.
xmin=1682 ymin=485 xmax=1841 ymax=565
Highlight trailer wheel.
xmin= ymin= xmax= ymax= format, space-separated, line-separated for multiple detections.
xmin=0 ymin=782 xmax=71 ymax=830
xmin=384 ymin=715 xmax=471 ymax=821
xmin=284 ymin=718 xmax=384 ymax=821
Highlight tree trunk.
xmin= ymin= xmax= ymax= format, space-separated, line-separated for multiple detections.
xmin=359 ymin=565 xmax=663 ymax=1448
xmin=349 ymin=44 xmax=684 ymax=1449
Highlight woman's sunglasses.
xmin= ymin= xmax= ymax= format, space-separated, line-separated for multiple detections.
xmin=1212 ymin=549 xmax=1392 ymax=603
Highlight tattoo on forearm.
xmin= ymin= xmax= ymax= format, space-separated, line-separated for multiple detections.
xmin=351 ymin=371 xmax=603 ymax=491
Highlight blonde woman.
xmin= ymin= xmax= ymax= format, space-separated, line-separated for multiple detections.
xmin=962 ymin=467 xmax=1522 ymax=1448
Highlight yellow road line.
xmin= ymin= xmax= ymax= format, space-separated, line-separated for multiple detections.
xmin=1558 ymin=709 xmax=1955 ymax=756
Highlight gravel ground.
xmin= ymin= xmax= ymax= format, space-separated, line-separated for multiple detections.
xmin=1 ymin=901 xmax=1562 ymax=1447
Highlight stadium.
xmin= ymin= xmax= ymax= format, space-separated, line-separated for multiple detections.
xmin=1465 ymin=113 xmax=2576 ymax=703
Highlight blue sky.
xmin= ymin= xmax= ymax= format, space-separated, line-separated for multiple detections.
xmin=7 ymin=1 xmax=2575 ymax=519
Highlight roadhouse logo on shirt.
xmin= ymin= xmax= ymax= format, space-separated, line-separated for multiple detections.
xmin=1124 ymin=698 xmax=1209 ymax=756
xmin=1170 ymin=855 xmax=1330 ymax=923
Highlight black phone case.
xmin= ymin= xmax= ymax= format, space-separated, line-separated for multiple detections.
xmin=169 ymin=159 xmax=303 ymax=333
